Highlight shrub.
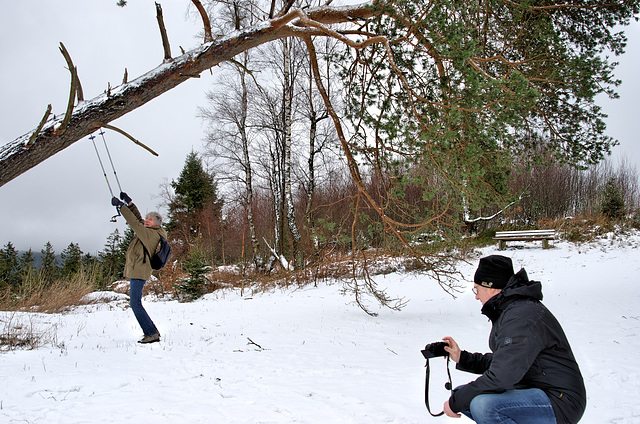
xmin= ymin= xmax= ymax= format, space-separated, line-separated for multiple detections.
xmin=630 ymin=209 xmax=640 ymax=229
xmin=174 ymin=250 xmax=210 ymax=302
xmin=601 ymin=178 xmax=625 ymax=219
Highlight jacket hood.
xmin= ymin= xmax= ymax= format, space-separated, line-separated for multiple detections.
xmin=503 ymin=268 xmax=543 ymax=301
xmin=481 ymin=268 xmax=543 ymax=320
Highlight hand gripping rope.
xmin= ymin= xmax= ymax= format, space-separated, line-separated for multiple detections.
xmin=89 ymin=130 xmax=123 ymax=222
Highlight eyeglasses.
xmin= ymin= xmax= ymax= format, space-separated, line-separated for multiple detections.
xmin=472 ymin=286 xmax=479 ymax=295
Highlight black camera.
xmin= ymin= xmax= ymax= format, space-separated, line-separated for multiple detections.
xmin=421 ymin=341 xmax=449 ymax=359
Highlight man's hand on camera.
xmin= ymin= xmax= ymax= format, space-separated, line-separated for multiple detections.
xmin=444 ymin=400 xmax=461 ymax=418
xmin=442 ymin=336 xmax=461 ymax=363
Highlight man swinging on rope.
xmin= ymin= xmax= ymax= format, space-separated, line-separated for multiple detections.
xmin=111 ymin=192 xmax=166 ymax=344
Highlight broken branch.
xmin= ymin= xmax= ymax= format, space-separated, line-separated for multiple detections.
xmin=155 ymin=2 xmax=172 ymax=61
xmin=26 ymin=104 xmax=52 ymax=149
xmin=191 ymin=0 xmax=213 ymax=43
xmin=102 ymin=124 xmax=159 ymax=156
xmin=58 ymin=42 xmax=81 ymax=134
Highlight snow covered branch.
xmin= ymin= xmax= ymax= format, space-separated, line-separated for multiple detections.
xmin=464 ymin=191 xmax=527 ymax=225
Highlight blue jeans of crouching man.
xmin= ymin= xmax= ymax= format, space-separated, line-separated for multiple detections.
xmin=129 ymin=278 xmax=158 ymax=336
xmin=463 ymin=388 xmax=557 ymax=424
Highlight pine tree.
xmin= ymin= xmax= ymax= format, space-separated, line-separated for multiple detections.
xmin=39 ymin=242 xmax=59 ymax=284
xmin=168 ymin=151 xmax=223 ymax=260
xmin=61 ymin=242 xmax=84 ymax=278
xmin=175 ymin=249 xmax=209 ymax=301
xmin=99 ymin=229 xmax=126 ymax=283
xmin=0 ymin=242 xmax=20 ymax=290
xmin=601 ymin=178 xmax=625 ymax=219
xmin=82 ymin=252 xmax=103 ymax=289
xmin=170 ymin=151 xmax=219 ymax=220
xmin=82 ymin=252 xmax=96 ymax=270
xmin=18 ymin=249 xmax=36 ymax=288
xmin=19 ymin=249 xmax=36 ymax=274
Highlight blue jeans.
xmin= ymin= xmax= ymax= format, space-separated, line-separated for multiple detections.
xmin=129 ymin=279 xmax=158 ymax=336
xmin=463 ymin=388 xmax=556 ymax=424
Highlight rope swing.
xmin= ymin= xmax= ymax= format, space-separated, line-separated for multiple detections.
xmin=89 ymin=129 xmax=123 ymax=222
xmin=89 ymin=126 xmax=158 ymax=222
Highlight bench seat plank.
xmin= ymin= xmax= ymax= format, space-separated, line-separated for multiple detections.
xmin=493 ymin=230 xmax=557 ymax=249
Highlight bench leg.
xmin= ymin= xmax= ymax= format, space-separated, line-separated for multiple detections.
xmin=499 ymin=240 xmax=506 ymax=250
xmin=542 ymin=239 xmax=549 ymax=249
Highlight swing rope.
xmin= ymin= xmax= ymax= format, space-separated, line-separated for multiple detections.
xmin=89 ymin=130 xmax=122 ymax=222
xmin=99 ymin=129 xmax=123 ymax=194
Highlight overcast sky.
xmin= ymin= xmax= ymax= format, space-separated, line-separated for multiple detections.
xmin=1 ymin=2 xmax=638 ymax=255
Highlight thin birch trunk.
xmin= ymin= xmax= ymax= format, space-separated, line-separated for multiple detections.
xmin=282 ymin=38 xmax=302 ymax=269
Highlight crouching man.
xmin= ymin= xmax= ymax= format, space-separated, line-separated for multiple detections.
xmin=442 ymin=255 xmax=586 ymax=424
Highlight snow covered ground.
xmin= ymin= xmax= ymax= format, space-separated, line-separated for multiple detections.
xmin=1 ymin=231 xmax=639 ymax=423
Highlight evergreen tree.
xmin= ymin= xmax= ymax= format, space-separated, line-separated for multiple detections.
xmin=19 ymin=249 xmax=35 ymax=272
xmin=39 ymin=242 xmax=59 ymax=284
xmin=169 ymin=151 xmax=219 ymax=223
xmin=82 ymin=252 xmax=96 ymax=270
xmin=0 ymin=242 xmax=20 ymax=290
xmin=99 ymin=229 xmax=127 ymax=284
xmin=18 ymin=249 xmax=36 ymax=287
xmin=175 ymin=249 xmax=209 ymax=301
xmin=61 ymin=242 xmax=84 ymax=278
xmin=601 ymin=178 xmax=625 ymax=219
xmin=168 ymin=152 xmax=223 ymax=261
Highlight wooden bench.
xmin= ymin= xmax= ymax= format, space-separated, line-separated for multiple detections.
xmin=493 ymin=229 xmax=557 ymax=250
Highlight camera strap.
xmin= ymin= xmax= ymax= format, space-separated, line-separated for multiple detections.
xmin=424 ymin=356 xmax=453 ymax=417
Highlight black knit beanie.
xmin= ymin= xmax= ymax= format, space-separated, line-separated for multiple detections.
xmin=474 ymin=255 xmax=514 ymax=290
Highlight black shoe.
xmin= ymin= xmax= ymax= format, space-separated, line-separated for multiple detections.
xmin=138 ymin=332 xmax=160 ymax=344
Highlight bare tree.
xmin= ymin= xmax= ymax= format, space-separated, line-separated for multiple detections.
xmin=200 ymin=0 xmax=266 ymax=271
xmin=298 ymin=35 xmax=338 ymax=261
xmin=252 ymin=74 xmax=287 ymax=270
xmin=248 ymin=34 xmax=307 ymax=271
xmin=201 ymin=58 xmax=266 ymax=268
xmin=282 ymin=37 xmax=304 ymax=269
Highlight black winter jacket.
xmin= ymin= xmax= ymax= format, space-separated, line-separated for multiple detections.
xmin=448 ymin=269 xmax=586 ymax=424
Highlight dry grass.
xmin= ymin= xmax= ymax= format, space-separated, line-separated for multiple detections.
xmin=202 ymin=249 xmax=445 ymax=299
xmin=0 ymin=272 xmax=97 ymax=351
xmin=6 ymin=275 xmax=96 ymax=314
xmin=538 ymin=215 xmax=616 ymax=243
xmin=0 ymin=311 xmax=58 ymax=352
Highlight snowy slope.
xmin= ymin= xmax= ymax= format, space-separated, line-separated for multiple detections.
xmin=1 ymin=232 xmax=639 ymax=423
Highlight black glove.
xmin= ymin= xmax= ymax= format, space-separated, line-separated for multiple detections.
xmin=120 ymin=192 xmax=132 ymax=204
xmin=111 ymin=196 xmax=125 ymax=207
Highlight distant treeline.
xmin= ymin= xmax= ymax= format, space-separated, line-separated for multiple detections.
xmin=0 ymin=229 xmax=133 ymax=294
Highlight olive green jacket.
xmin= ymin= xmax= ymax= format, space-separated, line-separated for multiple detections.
xmin=120 ymin=203 xmax=168 ymax=281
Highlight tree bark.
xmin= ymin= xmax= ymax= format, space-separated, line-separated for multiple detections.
xmin=282 ymin=38 xmax=302 ymax=268
xmin=237 ymin=55 xmax=262 ymax=271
